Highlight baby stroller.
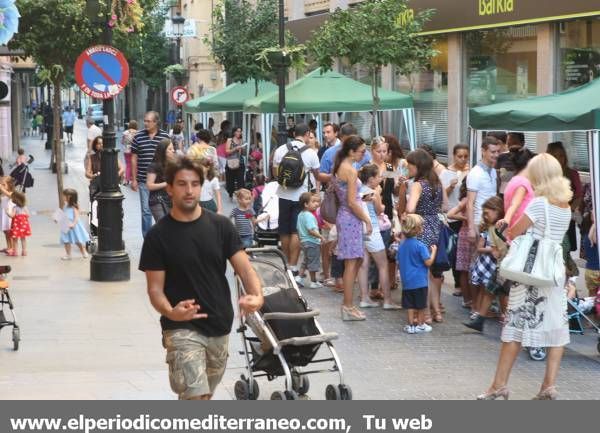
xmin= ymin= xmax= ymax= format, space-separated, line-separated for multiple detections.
xmin=85 ymin=178 xmax=100 ymax=254
xmin=0 ymin=265 xmax=19 ymax=351
xmin=254 ymin=181 xmax=279 ymax=247
xmin=234 ymin=248 xmax=351 ymax=400
xmin=10 ymin=155 xmax=35 ymax=193
xmin=527 ymin=296 xmax=600 ymax=360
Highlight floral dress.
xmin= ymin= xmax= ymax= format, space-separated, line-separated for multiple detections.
xmin=334 ymin=177 xmax=364 ymax=260
xmin=10 ymin=206 xmax=31 ymax=239
xmin=415 ymin=180 xmax=442 ymax=248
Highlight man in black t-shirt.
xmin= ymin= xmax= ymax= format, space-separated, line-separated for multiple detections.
xmin=139 ymin=157 xmax=263 ymax=400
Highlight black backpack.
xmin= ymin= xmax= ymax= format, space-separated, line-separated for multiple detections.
xmin=277 ymin=143 xmax=309 ymax=188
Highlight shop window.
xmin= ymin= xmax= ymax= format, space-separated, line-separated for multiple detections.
xmin=392 ymin=36 xmax=449 ymax=159
xmin=466 ymin=26 xmax=538 ymax=152
xmin=555 ymin=17 xmax=600 ymax=172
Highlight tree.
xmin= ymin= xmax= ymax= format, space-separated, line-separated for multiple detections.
xmin=113 ymin=1 xmax=169 ymax=91
xmin=9 ymin=0 xmax=100 ymax=206
xmin=307 ymin=0 xmax=437 ymax=131
xmin=206 ymin=0 xmax=281 ymax=96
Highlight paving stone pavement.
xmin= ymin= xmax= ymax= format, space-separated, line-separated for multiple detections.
xmin=0 ymin=120 xmax=598 ymax=400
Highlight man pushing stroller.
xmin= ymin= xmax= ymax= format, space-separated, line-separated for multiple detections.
xmin=140 ymin=157 xmax=263 ymax=400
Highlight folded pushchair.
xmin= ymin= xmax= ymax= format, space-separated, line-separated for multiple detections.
xmin=10 ymin=155 xmax=35 ymax=193
xmin=254 ymin=181 xmax=279 ymax=247
xmin=234 ymin=248 xmax=351 ymax=400
xmin=85 ymin=178 xmax=100 ymax=254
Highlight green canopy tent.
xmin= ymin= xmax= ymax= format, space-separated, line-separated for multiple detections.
xmin=243 ymin=69 xmax=416 ymax=174
xmin=468 ymin=77 xmax=600 ymax=257
xmin=183 ymin=80 xmax=278 ymax=152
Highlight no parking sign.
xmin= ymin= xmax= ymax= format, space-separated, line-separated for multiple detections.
xmin=171 ymin=86 xmax=189 ymax=105
xmin=75 ymin=45 xmax=129 ymax=99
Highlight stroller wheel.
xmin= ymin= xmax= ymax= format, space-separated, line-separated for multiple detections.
xmin=339 ymin=384 xmax=352 ymax=400
xmin=325 ymin=384 xmax=342 ymax=400
xmin=248 ymin=379 xmax=259 ymax=400
xmin=528 ymin=347 xmax=547 ymax=361
xmin=12 ymin=327 xmax=20 ymax=351
xmin=234 ymin=380 xmax=249 ymax=400
xmin=291 ymin=372 xmax=310 ymax=396
xmin=284 ymin=390 xmax=299 ymax=400
xmin=270 ymin=391 xmax=288 ymax=400
xmin=597 ymin=338 xmax=600 ymax=354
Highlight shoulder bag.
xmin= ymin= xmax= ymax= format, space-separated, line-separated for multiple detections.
xmin=320 ymin=179 xmax=339 ymax=225
xmin=499 ymin=198 xmax=565 ymax=288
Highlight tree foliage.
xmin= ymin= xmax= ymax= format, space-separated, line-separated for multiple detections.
xmin=113 ymin=1 xmax=169 ymax=90
xmin=307 ymin=0 xmax=437 ymax=118
xmin=206 ymin=0 xmax=281 ymax=90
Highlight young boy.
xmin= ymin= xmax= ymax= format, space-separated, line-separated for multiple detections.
xmin=397 ymin=214 xmax=437 ymax=334
xmin=296 ymin=192 xmax=324 ymax=289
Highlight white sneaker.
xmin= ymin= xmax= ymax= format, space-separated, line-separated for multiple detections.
xmin=294 ymin=275 xmax=305 ymax=286
xmin=415 ymin=323 xmax=433 ymax=333
xmin=309 ymin=281 xmax=324 ymax=289
xmin=60 ymin=255 xmax=72 ymax=261
xmin=359 ymin=299 xmax=380 ymax=308
xmin=403 ymin=324 xmax=416 ymax=334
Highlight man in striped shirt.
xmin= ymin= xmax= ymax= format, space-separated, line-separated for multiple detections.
xmin=131 ymin=111 xmax=170 ymax=237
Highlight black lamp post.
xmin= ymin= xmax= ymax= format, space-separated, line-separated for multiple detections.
xmin=86 ymin=0 xmax=130 ymax=281
xmin=276 ymin=0 xmax=288 ymax=146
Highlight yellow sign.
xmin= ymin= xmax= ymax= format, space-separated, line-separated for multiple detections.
xmin=479 ymin=0 xmax=515 ymax=16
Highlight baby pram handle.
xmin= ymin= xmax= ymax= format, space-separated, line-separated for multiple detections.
xmin=263 ymin=310 xmax=320 ymax=321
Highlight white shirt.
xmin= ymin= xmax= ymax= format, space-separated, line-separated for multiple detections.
xmin=200 ymin=177 xmax=220 ymax=202
xmin=87 ymin=124 xmax=102 ymax=143
xmin=440 ymin=168 xmax=468 ymax=222
xmin=272 ymin=140 xmax=320 ymax=201
xmin=466 ymin=163 xmax=497 ymax=227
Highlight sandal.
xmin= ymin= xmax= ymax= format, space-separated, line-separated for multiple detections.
xmin=341 ymin=306 xmax=366 ymax=321
xmin=333 ymin=284 xmax=344 ymax=293
xmin=369 ymin=289 xmax=384 ymax=301
xmin=323 ymin=278 xmax=336 ymax=287
xmin=433 ymin=311 xmax=444 ymax=323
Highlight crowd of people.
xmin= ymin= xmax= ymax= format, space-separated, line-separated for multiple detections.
xmin=24 ymin=109 xmax=594 ymax=401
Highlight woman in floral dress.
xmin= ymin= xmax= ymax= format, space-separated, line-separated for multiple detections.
xmin=333 ymin=135 xmax=373 ymax=321
xmin=405 ymin=149 xmax=446 ymax=323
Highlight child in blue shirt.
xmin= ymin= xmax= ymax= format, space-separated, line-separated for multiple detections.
xmin=296 ymin=192 xmax=324 ymax=289
xmin=397 ymin=214 xmax=437 ymax=334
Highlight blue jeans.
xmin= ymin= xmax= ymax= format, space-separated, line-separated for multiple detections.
xmin=138 ymin=182 xmax=153 ymax=237
xmin=240 ymin=235 xmax=254 ymax=249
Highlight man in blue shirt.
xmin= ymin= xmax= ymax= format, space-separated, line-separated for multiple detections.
xmin=318 ymin=123 xmax=371 ymax=183
xmin=62 ymin=107 xmax=76 ymax=144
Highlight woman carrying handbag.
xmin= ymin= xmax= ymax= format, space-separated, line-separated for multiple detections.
xmin=478 ymin=154 xmax=572 ymax=401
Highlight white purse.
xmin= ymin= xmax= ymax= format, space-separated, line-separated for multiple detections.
xmin=499 ymin=198 xmax=565 ymax=288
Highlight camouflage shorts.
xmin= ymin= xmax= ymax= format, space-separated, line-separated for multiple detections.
xmin=162 ymin=328 xmax=229 ymax=400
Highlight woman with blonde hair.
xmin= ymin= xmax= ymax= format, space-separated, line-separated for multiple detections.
xmin=478 ymin=153 xmax=573 ymax=401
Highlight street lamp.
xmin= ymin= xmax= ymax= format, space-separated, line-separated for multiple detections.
xmin=86 ymin=0 xmax=130 ymax=282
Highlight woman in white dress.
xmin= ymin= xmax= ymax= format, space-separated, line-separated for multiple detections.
xmin=478 ymin=154 xmax=572 ymax=400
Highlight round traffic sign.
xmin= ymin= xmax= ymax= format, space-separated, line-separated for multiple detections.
xmin=171 ymin=86 xmax=189 ymax=105
xmin=75 ymin=45 xmax=129 ymax=99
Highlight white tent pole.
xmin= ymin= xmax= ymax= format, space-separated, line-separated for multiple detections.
xmin=243 ymin=113 xmax=250 ymax=162
xmin=588 ymin=130 xmax=600 ymax=263
xmin=469 ymin=128 xmax=477 ymax=167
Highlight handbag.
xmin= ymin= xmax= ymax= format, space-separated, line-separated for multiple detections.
xmin=499 ymin=198 xmax=565 ymax=288
xmin=320 ymin=180 xmax=339 ymax=225
xmin=226 ymin=154 xmax=241 ymax=170
xmin=434 ymin=217 xmax=455 ymax=271
xmin=377 ymin=213 xmax=392 ymax=231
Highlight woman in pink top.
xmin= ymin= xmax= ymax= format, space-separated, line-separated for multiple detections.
xmin=496 ymin=149 xmax=535 ymax=235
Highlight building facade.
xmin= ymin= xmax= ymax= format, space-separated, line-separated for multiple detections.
xmin=287 ymin=0 xmax=600 ymax=170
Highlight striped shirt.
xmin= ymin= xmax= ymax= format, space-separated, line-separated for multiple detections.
xmin=131 ymin=129 xmax=170 ymax=183
xmin=230 ymin=207 xmax=255 ymax=237
xmin=524 ymin=197 xmax=571 ymax=243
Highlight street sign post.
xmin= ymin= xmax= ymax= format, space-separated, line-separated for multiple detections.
xmin=74 ymin=45 xmax=129 ymax=99
xmin=170 ymin=86 xmax=189 ymax=105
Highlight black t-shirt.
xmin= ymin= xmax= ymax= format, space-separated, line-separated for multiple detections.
xmin=139 ymin=210 xmax=243 ymax=336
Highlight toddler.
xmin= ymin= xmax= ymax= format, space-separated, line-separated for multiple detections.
xmin=58 ymin=189 xmax=90 ymax=260
xmin=230 ymin=189 xmax=255 ymax=248
xmin=8 ymin=191 xmax=31 ymax=256
xmin=296 ymin=192 xmax=324 ymax=289
xmin=397 ymin=214 xmax=437 ymax=334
